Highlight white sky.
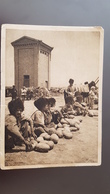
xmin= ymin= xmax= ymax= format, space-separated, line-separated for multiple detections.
xmin=5 ymin=25 xmax=102 ymax=87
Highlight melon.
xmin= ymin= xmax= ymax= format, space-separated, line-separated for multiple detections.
xmin=43 ymin=133 xmax=51 ymax=140
xmin=40 ymin=132 xmax=48 ymax=138
xmin=68 ymin=115 xmax=75 ymax=119
xmin=64 ymin=126 xmax=70 ymax=132
xmin=63 ymin=130 xmax=73 ymax=139
xmin=65 ymin=118 xmax=80 ymax=127
xmin=46 ymin=140 xmax=54 ymax=149
xmin=46 ymin=128 xmax=56 ymax=135
xmin=40 ymin=132 xmax=50 ymax=140
xmin=69 ymin=127 xmax=78 ymax=131
xmin=60 ymin=118 xmax=68 ymax=124
xmin=40 ymin=140 xmax=54 ymax=150
xmin=63 ymin=123 xmax=70 ymax=127
xmin=37 ymin=136 xmax=44 ymax=143
xmin=35 ymin=142 xmax=50 ymax=152
xmin=56 ymin=129 xmax=63 ymax=138
xmin=30 ymin=139 xmax=38 ymax=149
xmin=50 ymin=134 xmax=59 ymax=144
xmin=57 ymin=127 xmax=64 ymax=131
xmin=74 ymin=123 xmax=80 ymax=130
xmin=57 ymin=122 xmax=63 ymax=128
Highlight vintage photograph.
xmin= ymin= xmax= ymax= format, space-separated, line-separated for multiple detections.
xmin=1 ymin=24 xmax=103 ymax=169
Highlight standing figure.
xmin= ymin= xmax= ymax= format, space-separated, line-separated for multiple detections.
xmin=64 ymin=78 xmax=76 ymax=102
xmin=67 ymin=79 xmax=76 ymax=96
xmin=21 ymin=86 xmax=27 ymax=101
xmin=11 ymin=85 xmax=17 ymax=100
xmin=41 ymin=87 xmax=50 ymax=97
xmin=89 ymin=86 xmax=96 ymax=109
xmin=81 ymin=82 xmax=89 ymax=104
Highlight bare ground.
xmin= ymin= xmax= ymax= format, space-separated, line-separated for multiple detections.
xmin=5 ymin=95 xmax=99 ymax=167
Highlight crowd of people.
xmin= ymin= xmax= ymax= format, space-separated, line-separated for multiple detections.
xmin=64 ymin=78 xmax=98 ymax=110
xmin=10 ymin=85 xmax=50 ymax=101
xmin=5 ymin=78 xmax=98 ymax=152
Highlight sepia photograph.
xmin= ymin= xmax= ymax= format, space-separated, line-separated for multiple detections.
xmin=1 ymin=24 xmax=104 ymax=169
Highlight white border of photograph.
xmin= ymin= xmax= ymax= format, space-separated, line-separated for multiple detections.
xmin=1 ymin=24 xmax=104 ymax=169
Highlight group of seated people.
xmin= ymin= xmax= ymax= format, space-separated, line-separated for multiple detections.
xmin=5 ymin=92 xmax=88 ymax=152
xmin=65 ymin=78 xmax=98 ymax=110
xmin=5 ymin=78 xmax=97 ymax=152
xmin=20 ymin=86 xmax=50 ymax=102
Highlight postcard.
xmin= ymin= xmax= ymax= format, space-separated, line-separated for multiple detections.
xmin=1 ymin=24 xmax=104 ymax=169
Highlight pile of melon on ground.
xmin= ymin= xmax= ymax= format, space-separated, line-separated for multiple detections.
xmin=31 ymin=117 xmax=82 ymax=152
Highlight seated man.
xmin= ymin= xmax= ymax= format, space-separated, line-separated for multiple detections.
xmin=31 ymin=97 xmax=59 ymax=136
xmin=61 ymin=95 xmax=87 ymax=117
xmin=60 ymin=96 xmax=82 ymax=130
xmin=5 ymin=98 xmax=35 ymax=152
xmin=31 ymin=97 xmax=49 ymax=136
xmin=61 ymin=96 xmax=75 ymax=118
xmin=45 ymin=97 xmax=62 ymax=125
xmin=74 ymin=92 xmax=88 ymax=116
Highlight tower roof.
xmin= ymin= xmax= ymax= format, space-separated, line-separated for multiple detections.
xmin=11 ymin=36 xmax=53 ymax=51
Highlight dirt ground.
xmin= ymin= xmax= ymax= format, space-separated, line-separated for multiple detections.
xmin=5 ymin=95 xmax=100 ymax=168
